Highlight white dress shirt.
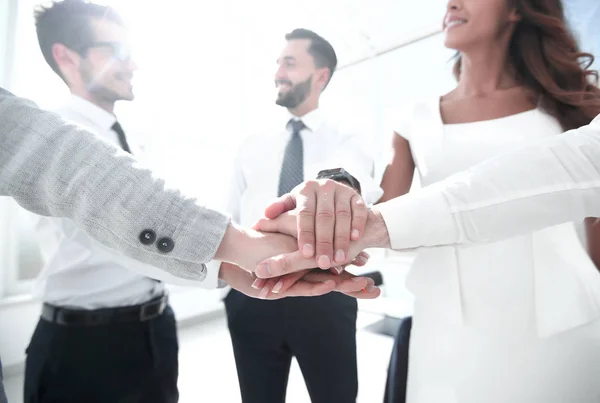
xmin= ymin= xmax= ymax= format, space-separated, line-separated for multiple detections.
xmin=377 ymin=113 xmax=600 ymax=249
xmin=227 ymin=108 xmax=382 ymax=229
xmin=32 ymin=95 xmax=169 ymax=309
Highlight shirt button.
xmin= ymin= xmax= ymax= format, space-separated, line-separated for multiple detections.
xmin=156 ymin=237 xmax=175 ymax=253
xmin=139 ymin=230 xmax=156 ymax=245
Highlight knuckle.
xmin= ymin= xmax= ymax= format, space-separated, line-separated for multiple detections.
xmin=316 ymin=240 xmax=333 ymax=249
xmin=280 ymin=256 xmax=291 ymax=274
xmin=298 ymin=229 xmax=316 ymax=238
xmin=334 ymin=235 xmax=349 ymax=245
xmin=352 ymin=196 xmax=365 ymax=206
xmin=335 ymin=208 xmax=351 ymax=218
xmin=298 ymin=206 xmax=315 ymax=216
xmin=316 ymin=210 xmax=334 ymax=220
xmin=305 ymin=180 xmax=318 ymax=190
xmin=353 ymin=207 xmax=368 ymax=218
xmin=322 ymin=179 xmax=336 ymax=192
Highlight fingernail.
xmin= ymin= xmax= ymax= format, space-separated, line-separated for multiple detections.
xmin=352 ymin=277 xmax=365 ymax=283
xmin=259 ymin=287 xmax=270 ymax=299
xmin=351 ymin=229 xmax=360 ymax=240
xmin=302 ymin=244 xmax=314 ymax=257
xmin=272 ymin=280 xmax=283 ymax=294
xmin=317 ymin=255 xmax=331 ymax=268
xmin=256 ymin=263 xmax=271 ymax=278
xmin=333 ymin=266 xmax=344 ymax=275
xmin=366 ymin=285 xmax=378 ymax=293
xmin=334 ymin=250 xmax=345 ymax=263
xmin=356 ymin=256 xmax=369 ymax=264
xmin=362 ymin=252 xmax=371 ymax=259
xmin=251 ymin=279 xmax=261 ymax=289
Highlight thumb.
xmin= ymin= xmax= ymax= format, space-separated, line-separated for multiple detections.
xmin=253 ymin=215 xmax=297 ymax=237
xmin=264 ymin=194 xmax=297 ymax=219
xmin=252 ymin=217 xmax=278 ymax=232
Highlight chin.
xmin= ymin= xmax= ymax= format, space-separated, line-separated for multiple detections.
xmin=275 ymin=93 xmax=287 ymax=104
xmin=117 ymin=90 xmax=135 ymax=101
xmin=443 ymin=35 xmax=464 ymax=51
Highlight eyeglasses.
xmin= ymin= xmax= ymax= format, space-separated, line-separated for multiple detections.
xmin=77 ymin=41 xmax=133 ymax=62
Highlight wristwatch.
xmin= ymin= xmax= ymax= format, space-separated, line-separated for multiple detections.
xmin=316 ymin=168 xmax=361 ymax=195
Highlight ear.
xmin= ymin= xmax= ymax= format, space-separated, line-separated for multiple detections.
xmin=51 ymin=43 xmax=80 ymax=78
xmin=316 ymin=67 xmax=331 ymax=91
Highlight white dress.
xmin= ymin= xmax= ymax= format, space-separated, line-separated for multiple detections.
xmin=397 ymin=99 xmax=600 ymax=403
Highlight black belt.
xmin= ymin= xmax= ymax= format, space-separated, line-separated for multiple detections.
xmin=41 ymin=295 xmax=168 ymax=326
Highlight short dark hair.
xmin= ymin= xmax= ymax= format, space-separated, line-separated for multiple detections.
xmin=285 ymin=28 xmax=337 ymax=88
xmin=34 ymin=0 xmax=124 ymax=81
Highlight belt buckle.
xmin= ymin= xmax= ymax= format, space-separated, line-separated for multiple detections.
xmin=139 ymin=297 xmax=166 ymax=321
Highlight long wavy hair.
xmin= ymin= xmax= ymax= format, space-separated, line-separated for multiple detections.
xmin=453 ymin=0 xmax=600 ymax=131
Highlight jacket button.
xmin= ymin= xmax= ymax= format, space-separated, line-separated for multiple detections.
xmin=156 ymin=237 xmax=175 ymax=253
xmin=139 ymin=230 xmax=156 ymax=245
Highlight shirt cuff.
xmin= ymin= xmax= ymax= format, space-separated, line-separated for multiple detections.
xmin=202 ymin=260 xmax=222 ymax=289
xmin=374 ymin=186 xmax=457 ymax=250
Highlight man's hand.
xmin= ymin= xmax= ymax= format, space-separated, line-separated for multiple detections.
xmin=254 ymin=204 xmax=390 ymax=278
xmin=219 ymin=263 xmax=381 ymax=300
xmin=263 ymin=179 xmax=368 ymax=268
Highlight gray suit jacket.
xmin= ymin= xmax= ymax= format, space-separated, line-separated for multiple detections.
xmin=0 ymin=88 xmax=230 ymax=283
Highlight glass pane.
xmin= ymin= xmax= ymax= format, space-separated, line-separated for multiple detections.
xmin=564 ymin=0 xmax=600 ymax=70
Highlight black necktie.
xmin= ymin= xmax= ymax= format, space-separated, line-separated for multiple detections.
xmin=111 ymin=121 xmax=132 ymax=154
xmin=278 ymin=119 xmax=305 ymax=196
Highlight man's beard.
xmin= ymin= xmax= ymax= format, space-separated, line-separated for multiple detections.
xmin=276 ymin=75 xmax=312 ymax=109
xmin=81 ymin=65 xmax=128 ymax=103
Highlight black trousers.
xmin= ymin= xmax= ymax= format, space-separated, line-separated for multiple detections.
xmin=24 ymin=305 xmax=179 ymax=403
xmin=224 ymin=290 xmax=358 ymax=403
xmin=383 ymin=316 xmax=413 ymax=403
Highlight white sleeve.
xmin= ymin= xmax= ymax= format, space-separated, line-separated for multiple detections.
xmin=375 ymin=115 xmax=600 ymax=249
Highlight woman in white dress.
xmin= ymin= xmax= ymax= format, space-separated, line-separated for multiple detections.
xmin=380 ymin=0 xmax=600 ymax=402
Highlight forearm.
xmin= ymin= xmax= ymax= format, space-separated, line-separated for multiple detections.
xmin=214 ymin=223 xmax=253 ymax=267
xmin=0 ymin=89 xmax=230 ymax=282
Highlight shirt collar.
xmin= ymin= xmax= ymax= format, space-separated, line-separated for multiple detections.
xmin=64 ymin=95 xmax=117 ymax=131
xmin=286 ymin=108 xmax=325 ymax=133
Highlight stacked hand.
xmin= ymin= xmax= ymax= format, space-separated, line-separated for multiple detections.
xmin=217 ymin=179 xmax=391 ymax=300
xmin=218 ymin=226 xmax=380 ymax=300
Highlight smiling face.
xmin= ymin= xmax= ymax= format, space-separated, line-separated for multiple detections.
xmin=77 ymin=19 xmax=137 ymax=102
xmin=442 ymin=0 xmax=521 ymax=52
xmin=273 ymin=37 xmax=333 ymax=112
